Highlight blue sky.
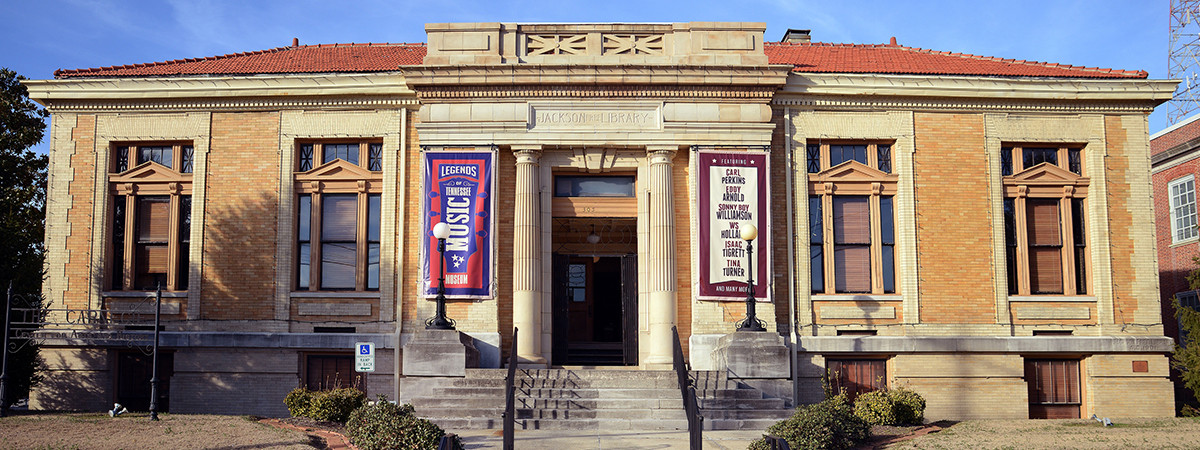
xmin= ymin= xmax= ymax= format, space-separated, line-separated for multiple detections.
xmin=2 ymin=0 xmax=1174 ymax=155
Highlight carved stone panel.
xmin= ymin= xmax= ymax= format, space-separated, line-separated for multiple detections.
xmin=528 ymin=102 xmax=662 ymax=132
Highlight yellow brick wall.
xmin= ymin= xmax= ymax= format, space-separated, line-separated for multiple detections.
xmin=30 ymin=348 xmax=112 ymax=411
xmin=673 ymin=150 xmax=694 ymax=352
xmin=893 ymin=354 xmax=1028 ymax=420
xmin=1085 ymin=354 xmax=1174 ymax=418
xmin=201 ymin=112 xmax=281 ymax=320
xmin=913 ymin=112 xmax=996 ymax=324
xmin=1104 ymin=114 xmax=1161 ymax=332
xmin=63 ymin=115 xmax=96 ymax=311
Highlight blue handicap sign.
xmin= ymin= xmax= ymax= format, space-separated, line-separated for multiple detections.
xmin=359 ymin=344 xmax=371 ymax=355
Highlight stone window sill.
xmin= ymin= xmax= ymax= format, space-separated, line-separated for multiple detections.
xmin=1008 ymin=295 xmax=1096 ymax=302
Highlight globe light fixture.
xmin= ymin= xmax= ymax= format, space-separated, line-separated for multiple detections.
xmin=427 ymin=222 xmax=456 ymax=330
xmin=737 ymin=222 xmax=766 ymax=332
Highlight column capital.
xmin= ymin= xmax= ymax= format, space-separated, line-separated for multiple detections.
xmin=513 ymin=145 xmax=542 ymax=164
xmin=647 ymin=145 xmax=678 ymax=165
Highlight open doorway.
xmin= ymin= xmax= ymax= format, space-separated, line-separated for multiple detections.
xmin=550 ymin=218 xmax=637 ymax=366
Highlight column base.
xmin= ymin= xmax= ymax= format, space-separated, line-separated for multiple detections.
xmin=514 ymin=355 xmax=548 ymax=368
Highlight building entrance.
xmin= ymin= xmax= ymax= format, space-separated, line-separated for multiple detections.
xmin=550 ymin=218 xmax=638 ymax=366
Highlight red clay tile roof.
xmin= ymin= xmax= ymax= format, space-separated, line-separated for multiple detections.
xmin=763 ymin=42 xmax=1147 ymax=79
xmin=55 ymin=43 xmax=426 ymax=78
xmin=56 ymin=40 xmax=1147 ymax=80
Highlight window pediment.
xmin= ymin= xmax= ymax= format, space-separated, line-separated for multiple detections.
xmin=296 ymin=159 xmax=380 ymax=182
xmin=1007 ymin=162 xmax=1086 ymax=185
xmin=109 ymin=162 xmax=191 ymax=185
xmin=812 ymin=160 xmax=897 ymax=183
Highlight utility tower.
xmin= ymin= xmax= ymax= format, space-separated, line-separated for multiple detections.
xmin=1170 ymin=0 xmax=1200 ymax=124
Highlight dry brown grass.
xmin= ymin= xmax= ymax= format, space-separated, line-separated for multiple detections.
xmin=890 ymin=417 xmax=1200 ymax=450
xmin=0 ymin=412 xmax=321 ymax=449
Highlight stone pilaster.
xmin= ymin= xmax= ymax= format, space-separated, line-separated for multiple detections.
xmin=646 ymin=146 xmax=678 ymax=366
xmin=512 ymin=146 xmax=547 ymax=365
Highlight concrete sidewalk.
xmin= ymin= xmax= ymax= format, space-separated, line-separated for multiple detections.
xmin=451 ymin=429 xmax=765 ymax=449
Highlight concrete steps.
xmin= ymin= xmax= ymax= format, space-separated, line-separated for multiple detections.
xmin=409 ymin=368 xmax=794 ymax=431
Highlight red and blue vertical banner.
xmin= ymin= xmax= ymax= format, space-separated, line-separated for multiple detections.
xmin=422 ymin=150 xmax=495 ymax=298
xmin=698 ymin=150 xmax=770 ymax=301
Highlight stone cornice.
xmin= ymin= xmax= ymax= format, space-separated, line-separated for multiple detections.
xmin=775 ymin=73 xmax=1176 ymax=112
xmin=24 ymin=72 xmax=419 ymax=113
xmin=401 ymin=64 xmax=792 ymax=93
xmin=34 ymin=96 xmax=418 ymax=114
xmin=414 ymin=84 xmax=779 ymax=100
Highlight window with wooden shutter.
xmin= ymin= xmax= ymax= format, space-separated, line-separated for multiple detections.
xmin=304 ymin=354 xmax=366 ymax=391
xmin=826 ymin=359 xmax=886 ymax=401
xmin=294 ymin=140 xmax=384 ymax=292
xmin=108 ymin=143 xmax=193 ymax=292
xmin=834 ymin=196 xmax=871 ymax=293
xmin=1025 ymin=359 xmax=1081 ymax=419
xmin=1002 ymin=145 xmax=1087 ymax=296
xmin=1026 ymin=199 xmax=1063 ymax=294
xmin=807 ymin=141 xmax=898 ymax=295
xmin=321 ymin=194 xmax=358 ymax=290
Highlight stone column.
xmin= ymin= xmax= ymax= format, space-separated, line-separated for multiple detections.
xmin=646 ymin=146 xmax=678 ymax=366
xmin=512 ymin=146 xmax=547 ymax=366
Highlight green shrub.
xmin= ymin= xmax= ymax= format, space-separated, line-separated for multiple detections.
xmin=346 ymin=396 xmax=458 ymax=450
xmin=852 ymin=390 xmax=896 ymax=425
xmin=308 ymin=387 xmax=367 ymax=422
xmin=284 ymin=388 xmax=313 ymax=418
xmin=851 ymin=387 xmax=926 ymax=426
xmin=889 ymin=387 xmax=926 ymax=425
xmin=748 ymin=393 xmax=870 ymax=450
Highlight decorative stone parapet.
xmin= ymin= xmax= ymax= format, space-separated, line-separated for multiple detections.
xmin=423 ymin=22 xmax=768 ymax=66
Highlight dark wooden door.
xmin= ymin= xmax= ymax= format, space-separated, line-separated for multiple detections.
xmin=1026 ymin=359 xmax=1081 ymax=419
xmin=116 ymin=351 xmax=173 ymax=412
xmin=551 ymin=253 xmax=568 ymax=365
xmin=621 ymin=254 xmax=638 ymax=365
xmin=826 ymin=359 xmax=885 ymax=401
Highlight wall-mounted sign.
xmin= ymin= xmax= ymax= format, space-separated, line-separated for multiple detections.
xmin=698 ymin=150 xmax=769 ymax=301
xmin=422 ymin=150 xmax=496 ymax=298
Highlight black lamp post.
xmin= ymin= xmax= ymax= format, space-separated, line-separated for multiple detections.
xmin=737 ymin=223 xmax=766 ymax=332
xmin=149 ymin=285 xmax=162 ymax=421
xmin=426 ymin=222 xmax=456 ymax=330
xmin=0 ymin=283 xmax=12 ymax=417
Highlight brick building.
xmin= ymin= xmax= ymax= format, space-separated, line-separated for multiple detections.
xmin=1151 ymin=113 xmax=1200 ymax=411
xmin=24 ymin=22 xmax=1178 ymax=421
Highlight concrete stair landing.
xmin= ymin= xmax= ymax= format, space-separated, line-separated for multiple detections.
xmin=408 ymin=368 xmax=794 ymax=431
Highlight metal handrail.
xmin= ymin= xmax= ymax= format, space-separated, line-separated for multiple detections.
xmin=671 ymin=326 xmax=702 ymax=450
xmin=502 ymin=327 xmax=518 ymax=450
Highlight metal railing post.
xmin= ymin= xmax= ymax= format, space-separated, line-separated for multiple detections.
xmin=672 ymin=326 xmax=702 ymax=450
xmin=0 ymin=282 xmax=11 ymax=417
xmin=502 ymin=327 xmax=518 ymax=450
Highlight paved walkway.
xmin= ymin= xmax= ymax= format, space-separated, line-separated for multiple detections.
xmin=451 ymin=429 xmax=765 ymax=449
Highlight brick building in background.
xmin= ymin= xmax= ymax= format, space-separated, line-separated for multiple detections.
xmin=23 ymin=22 xmax=1179 ymax=422
xmin=1151 ymin=113 xmax=1200 ymax=411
